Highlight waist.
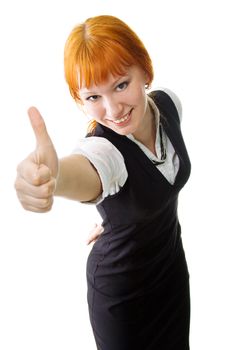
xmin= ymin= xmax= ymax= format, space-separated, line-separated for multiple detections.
xmin=87 ymin=237 xmax=188 ymax=298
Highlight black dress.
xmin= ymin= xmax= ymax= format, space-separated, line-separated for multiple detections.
xmin=86 ymin=91 xmax=191 ymax=350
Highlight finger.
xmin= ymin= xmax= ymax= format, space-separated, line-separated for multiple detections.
xmin=17 ymin=192 xmax=54 ymax=212
xmin=86 ymin=224 xmax=103 ymax=245
xmin=33 ymin=164 xmax=53 ymax=185
xmin=21 ymin=203 xmax=53 ymax=213
xmin=86 ymin=229 xmax=97 ymax=245
xmin=17 ymin=160 xmax=52 ymax=185
xmin=28 ymin=106 xmax=53 ymax=149
xmin=15 ymin=177 xmax=56 ymax=199
xmin=87 ymin=238 xmax=98 ymax=245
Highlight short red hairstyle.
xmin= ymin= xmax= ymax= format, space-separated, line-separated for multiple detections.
xmin=64 ymin=15 xmax=154 ymax=104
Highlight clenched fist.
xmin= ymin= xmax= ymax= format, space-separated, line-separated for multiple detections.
xmin=14 ymin=107 xmax=58 ymax=212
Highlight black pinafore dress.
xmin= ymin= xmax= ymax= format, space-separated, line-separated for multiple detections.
xmin=86 ymin=91 xmax=191 ymax=350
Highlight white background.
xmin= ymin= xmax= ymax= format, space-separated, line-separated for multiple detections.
xmin=0 ymin=0 xmax=224 ymax=349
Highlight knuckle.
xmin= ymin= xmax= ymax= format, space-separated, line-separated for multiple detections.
xmin=41 ymin=183 xmax=54 ymax=198
xmin=14 ymin=179 xmax=20 ymax=191
xmin=40 ymin=198 xmax=49 ymax=208
xmin=17 ymin=158 xmax=31 ymax=176
xmin=32 ymin=174 xmax=41 ymax=186
xmin=22 ymin=204 xmax=30 ymax=211
xmin=20 ymin=199 xmax=30 ymax=210
xmin=39 ymin=196 xmax=53 ymax=209
xmin=19 ymin=195 xmax=27 ymax=205
xmin=16 ymin=191 xmax=24 ymax=203
xmin=14 ymin=176 xmax=24 ymax=192
xmin=43 ymin=198 xmax=54 ymax=212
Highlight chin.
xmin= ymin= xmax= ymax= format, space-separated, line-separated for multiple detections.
xmin=112 ymin=126 xmax=133 ymax=136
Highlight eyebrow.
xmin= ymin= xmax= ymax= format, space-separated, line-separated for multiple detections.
xmin=80 ymin=75 xmax=129 ymax=95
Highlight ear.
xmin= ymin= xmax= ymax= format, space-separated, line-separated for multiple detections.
xmin=141 ymin=69 xmax=148 ymax=87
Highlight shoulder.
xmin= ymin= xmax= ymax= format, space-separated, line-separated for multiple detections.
xmin=150 ymin=87 xmax=182 ymax=121
xmin=72 ymin=136 xmax=128 ymax=203
xmin=73 ymin=136 xmax=124 ymax=159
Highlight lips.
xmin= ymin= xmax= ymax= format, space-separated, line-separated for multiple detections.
xmin=112 ymin=109 xmax=133 ymax=126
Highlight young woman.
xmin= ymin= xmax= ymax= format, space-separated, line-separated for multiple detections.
xmin=15 ymin=15 xmax=191 ymax=350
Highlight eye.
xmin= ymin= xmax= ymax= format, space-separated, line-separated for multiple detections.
xmin=116 ymin=81 xmax=129 ymax=91
xmin=86 ymin=95 xmax=99 ymax=102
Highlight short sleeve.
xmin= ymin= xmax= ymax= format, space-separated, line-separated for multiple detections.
xmin=72 ymin=136 xmax=128 ymax=203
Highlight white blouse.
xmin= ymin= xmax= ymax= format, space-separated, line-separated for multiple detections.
xmin=72 ymin=88 xmax=182 ymax=203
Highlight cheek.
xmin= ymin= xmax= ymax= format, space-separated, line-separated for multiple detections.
xmin=131 ymin=87 xmax=147 ymax=106
xmin=84 ymin=104 xmax=104 ymax=119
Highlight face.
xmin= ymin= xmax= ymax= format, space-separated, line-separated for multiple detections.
xmin=78 ymin=65 xmax=150 ymax=137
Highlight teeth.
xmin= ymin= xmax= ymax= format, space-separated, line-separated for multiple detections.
xmin=114 ymin=113 xmax=129 ymax=124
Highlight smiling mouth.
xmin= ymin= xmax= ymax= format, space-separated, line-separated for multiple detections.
xmin=112 ymin=109 xmax=133 ymax=125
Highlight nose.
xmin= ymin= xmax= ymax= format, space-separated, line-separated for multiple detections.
xmin=103 ymin=96 xmax=123 ymax=119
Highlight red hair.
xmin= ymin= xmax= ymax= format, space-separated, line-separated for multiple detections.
xmin=64 ymin=15 xmax=154 ymax=131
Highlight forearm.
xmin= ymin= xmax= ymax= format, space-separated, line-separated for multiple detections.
xmin=55 ymin=154 xmax=102 ymax=202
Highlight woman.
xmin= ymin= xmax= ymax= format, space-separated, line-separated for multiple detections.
xmin=15 ymin=15 xmax=191 ymax=349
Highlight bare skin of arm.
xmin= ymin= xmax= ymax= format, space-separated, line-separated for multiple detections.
xmin=15 ymin=107 xmax=102 ymax=212
xmin=55 ymin=154 xmax=102 ymax=202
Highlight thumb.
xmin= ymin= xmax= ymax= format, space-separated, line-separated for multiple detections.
xmin=28 ymin=106 xmax=53 ymax=149
xmin=27 ymin=106 xmax=58 ymax=178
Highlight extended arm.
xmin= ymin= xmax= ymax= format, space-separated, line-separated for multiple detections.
xmin=55 ymin=154 xmax=102 ymax=202
xmin=15 ymin=107 xmax=101 ymax=212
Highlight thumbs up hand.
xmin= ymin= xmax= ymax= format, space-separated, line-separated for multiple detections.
xmin=15 ymin=107 xmax=58 ymax=212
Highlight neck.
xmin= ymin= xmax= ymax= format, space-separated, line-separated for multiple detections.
xmin=133 ymin=102 xmax=157 ymax=155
